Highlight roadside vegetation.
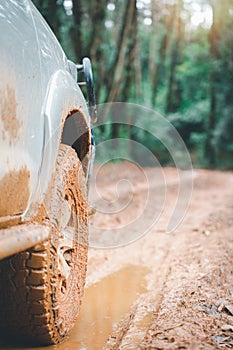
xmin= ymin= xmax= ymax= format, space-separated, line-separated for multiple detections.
xmin=33 ymin=0 xmax=233 ymax=169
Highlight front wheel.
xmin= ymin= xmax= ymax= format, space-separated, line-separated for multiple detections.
xmin=0 ymin=145 xmax=88 ymax=345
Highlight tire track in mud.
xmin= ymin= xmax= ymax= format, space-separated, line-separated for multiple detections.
xmin=103 ymin=232 xmax=188 ymax=349
xmin=96 ymin=170 xmax=233 ymax=349
xmin=86 ymin=168 xmax=191 ymax=349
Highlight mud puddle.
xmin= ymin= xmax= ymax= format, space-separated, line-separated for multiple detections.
xmin=62 ymin=264 xmax=149 ymax=350
xmin=0 ymin=265 xmax=149 ymax=350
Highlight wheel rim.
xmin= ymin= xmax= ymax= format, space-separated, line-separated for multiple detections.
xmin=57 ymin=192 xmax=77 ymax=300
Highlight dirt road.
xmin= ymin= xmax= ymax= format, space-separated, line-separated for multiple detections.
xmin=0 ymin=166 xmax=232 ymax=349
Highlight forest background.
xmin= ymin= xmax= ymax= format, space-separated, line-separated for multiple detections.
xmin=32 ymin=0 xmax=233 ymax=169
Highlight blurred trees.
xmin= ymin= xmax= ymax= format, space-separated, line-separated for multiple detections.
xmin=32 ymin=0 xmax=233 ymax=169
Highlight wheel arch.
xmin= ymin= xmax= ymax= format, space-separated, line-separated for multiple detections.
xmin=26 ymin=69 xmax=91 ymax=220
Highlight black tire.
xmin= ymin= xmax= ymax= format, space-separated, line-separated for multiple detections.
xmin=0 ymin=144 xmax=88 ymax=345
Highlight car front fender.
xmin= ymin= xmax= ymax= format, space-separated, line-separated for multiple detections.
xmin=26 ymin=69 xmax=91 ymax=220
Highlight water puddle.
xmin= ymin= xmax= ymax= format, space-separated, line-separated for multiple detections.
xmin=0 ymin=265 xmax=149 ymax=350
xmin=57 ymin=264 xmax=149 ymax=350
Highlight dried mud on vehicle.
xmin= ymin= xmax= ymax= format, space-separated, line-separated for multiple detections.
xmin=0 ymin=167 xmax=30 ymax=217
xmin=0 ymin=145 xmax=89 ymax=345
xmin=0 ymin=86 xmax=21 ymax=140
xmin=0 ymin=166 xmax=232 ymax=349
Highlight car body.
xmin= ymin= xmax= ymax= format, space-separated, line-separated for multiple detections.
xmin=0 ymin=0 xmax=93 ymax=249
xmin=0 ymin=1 xmax=96 ymax=344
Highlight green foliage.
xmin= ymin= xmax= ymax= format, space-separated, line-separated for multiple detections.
xmin=190 ymin=133 xmax=208 ymax=167
xmin=177 ymin=37 xmax=210 ymax=109
xmin=32 ymin=0 xmax=233 ymax=169
xmin=168 ymin=100 xmax=208 ymax=146
xmin=214 ymin=112 xmax=233 ymax=152
xmin=167 ymin=101 xmax=209 ymax=166
xmin=212 ymin=111 xmax=233 ymax=169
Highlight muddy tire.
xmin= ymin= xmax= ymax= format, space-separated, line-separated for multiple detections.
xmin=0 ymin=145 xmax=88 ymax=345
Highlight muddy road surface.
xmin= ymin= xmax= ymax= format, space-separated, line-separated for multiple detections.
xmin=0 ymin=166 xmax=232 ymax=349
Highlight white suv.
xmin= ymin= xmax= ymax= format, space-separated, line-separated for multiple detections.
xmin=0 ymin=0 xmax=96 ymax=345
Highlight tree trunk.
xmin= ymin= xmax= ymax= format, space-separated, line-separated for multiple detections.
xmin=121 ymin=0 xmax=138 ymax=102
xmin=106 ymin=0 xmax=137 ymax=104
xmin=135 ymin=40 xmax=142 ymax=101
xmin=165 ymin=0 xmax=183 ymax=113
xmin=105 ymin=0 xmax=137 ymax=140
xmin=205 ymin=2 xmax=219 ymax=166
xmin=72 ymin=0 xmax=84 ymax=61
xmin=86 ymin=0 xmax=108 ymax=102
xmin=151 ymin=3 xmax=175 ymax=106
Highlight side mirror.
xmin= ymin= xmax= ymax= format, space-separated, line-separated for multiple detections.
xmin=77 ymin=58 xmax=97 ymax=124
